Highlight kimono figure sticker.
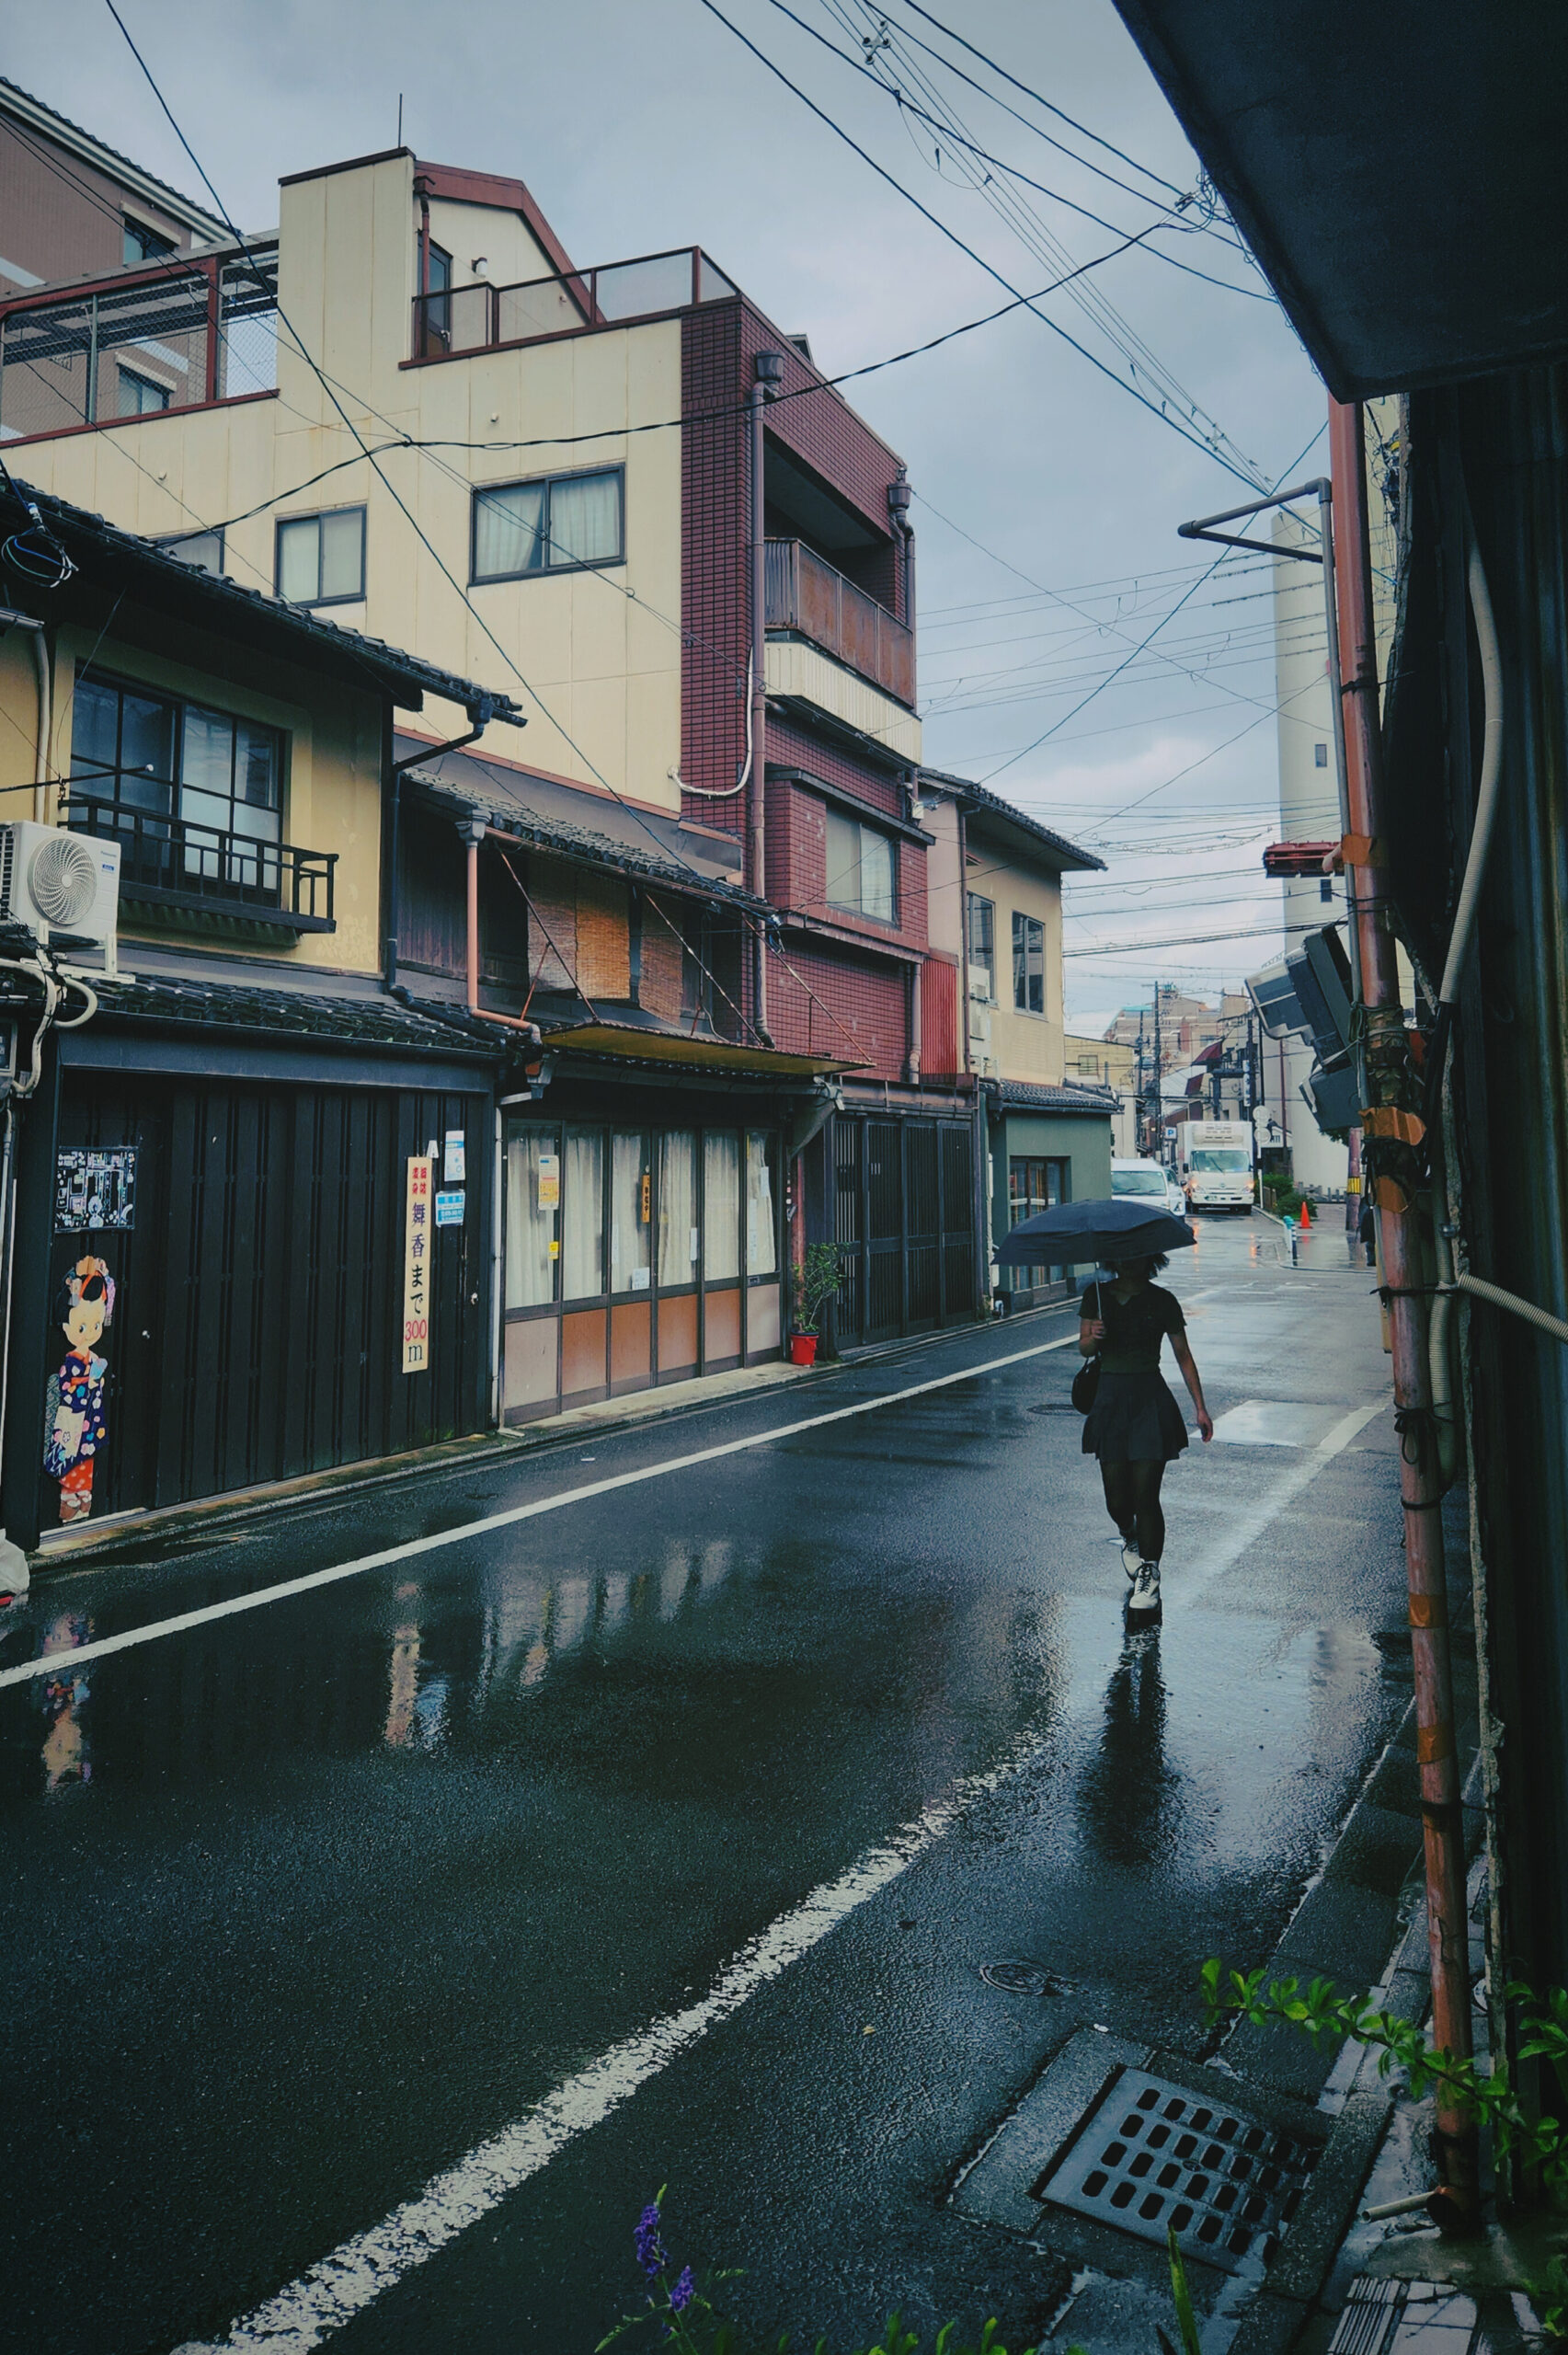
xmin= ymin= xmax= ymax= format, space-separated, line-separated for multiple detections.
xmin=44 ymin=1256 xmax=115 ymax=1522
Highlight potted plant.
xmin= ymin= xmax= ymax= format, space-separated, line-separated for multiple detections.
xmin=788 ymin=1244 xmax=841 ymax=1366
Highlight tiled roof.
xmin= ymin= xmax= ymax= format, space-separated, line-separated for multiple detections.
xmin=990 ymin=1077 xmax=1118 ymax=1112
xmin=920 ymin=768 xmax=1105 ymax=873
xmin=3 ymin=481 xmax=524 ymax=723
xmin=88 ymin=974 xmax=504 ymax=1059
xmin=407 ymin=761 xmax=765 ymax=907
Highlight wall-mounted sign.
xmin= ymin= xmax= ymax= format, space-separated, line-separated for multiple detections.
xmin=402 ymin=1155 xmax=431 ymax=1373
xmin=434 ymin=1189 xmax=464 ymax=1227
xmin=537 ymin=1150 xmax=559 ymax=1210
xmin=54 ymin=1147 xmax=137 ymax=1235
xmin=444 ymin=1129 xmax=466 ymax=1183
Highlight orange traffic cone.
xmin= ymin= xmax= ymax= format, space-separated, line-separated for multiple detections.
xmin=1298 ymin=1195 xmax=1311 ymax=1227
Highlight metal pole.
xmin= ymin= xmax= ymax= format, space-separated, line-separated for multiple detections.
xmin=1330 ymin=395 xmax=1476 ymax=2219
xmin=1317 ymin=477 xmax=1367 ymax=1239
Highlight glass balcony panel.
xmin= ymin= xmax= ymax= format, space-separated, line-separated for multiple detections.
xmin=591 ymin=253 xmax=694 ymax=318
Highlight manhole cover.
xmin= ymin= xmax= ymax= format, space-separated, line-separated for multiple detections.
xmin=1037 ymin=2069 xmax=1316 ymax=2275
xmin=979 ymin=1960 xmax=1070 ymax=1997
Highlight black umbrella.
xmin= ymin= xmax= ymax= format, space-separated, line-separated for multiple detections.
xmin=995 ymin=1194 xmax=1195 ymax=1268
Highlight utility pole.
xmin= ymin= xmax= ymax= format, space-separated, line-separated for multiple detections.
xmin=1152 ymin=982 xmax=1163 ymax=1159
xmin=1331 ymin=396 xmax=1474 ymax=2220
xmin=1136 ymin=1009 xmax=1146 ymax=1153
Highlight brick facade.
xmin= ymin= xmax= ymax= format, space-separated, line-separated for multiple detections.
xmin=767 ymin=938 xmax=908 ymax=1081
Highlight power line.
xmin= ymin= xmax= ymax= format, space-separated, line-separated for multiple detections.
xmin=693 ymin=0 xmax=1270 ymax=488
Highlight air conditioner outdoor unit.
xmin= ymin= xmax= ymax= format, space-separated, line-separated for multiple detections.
xmin=969 ymin=1002 xmax=991 ymax=1050
xmin=0 ymin=822 xmax=120 ymax=971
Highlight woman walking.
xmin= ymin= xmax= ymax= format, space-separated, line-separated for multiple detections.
xmin=1080 ymin=1254 xmax=1212 ymax=1618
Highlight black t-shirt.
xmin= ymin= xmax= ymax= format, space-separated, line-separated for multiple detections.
xmin=1079 ymin=1280 xmax=1185 ymax=1375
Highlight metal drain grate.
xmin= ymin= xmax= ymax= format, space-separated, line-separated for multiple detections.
xmin=1037 ymin=2068 xmax=1317 ymax=2275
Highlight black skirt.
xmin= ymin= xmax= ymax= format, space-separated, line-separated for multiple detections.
xmin=1082 ymin=1369 xmax=1189 ymax=1463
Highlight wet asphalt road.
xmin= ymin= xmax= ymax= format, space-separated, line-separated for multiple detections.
xmin=0 ymin=1216 xmax=1414 ymax=2355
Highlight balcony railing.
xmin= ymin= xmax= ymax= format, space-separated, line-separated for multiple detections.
xmin=411 ymin=245 xmax=738 ymax=360
xmin=0 ymin=244 xmax=279 ymax=442
xmin=764 ymin=539 xmax=915 ymax=708
xmin=68 ymin=797 xmax=336 ymax=933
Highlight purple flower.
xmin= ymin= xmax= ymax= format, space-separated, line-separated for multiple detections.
xmin=670 ymin=2268 xmax=695 ymax=2314
xmin=635 ymin=2200 xmax=667 ymax=2281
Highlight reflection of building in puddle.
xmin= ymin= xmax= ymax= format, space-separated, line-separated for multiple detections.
xmin=382 ymin=1607 xmax=450 ymax=1750
xmin=39 ymin=1613 xmax=94 ymax=1792
xmin=502 ymin=1539 xmax=738 ymax=1693
xmin=1077 ymin=1630 xmax=1183 ymax=1868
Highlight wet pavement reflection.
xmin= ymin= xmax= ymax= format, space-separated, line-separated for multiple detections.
xmin=0 ymin=1217 xmax=1418 ymax=2355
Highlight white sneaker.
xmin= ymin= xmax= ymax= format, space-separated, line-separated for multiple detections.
xmin=1127 ymin=1561 xmax=1162 ymax=1614
xmin=1120 ymin=1536 xmax=1141 ymax=1580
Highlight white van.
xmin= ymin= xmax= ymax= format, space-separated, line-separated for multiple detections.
xmin=1110 ymin=1156 xmax=1171 ymax=1207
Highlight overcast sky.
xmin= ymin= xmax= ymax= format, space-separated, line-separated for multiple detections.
xmin=8 ymin=0 xmax=1333 ymax=1031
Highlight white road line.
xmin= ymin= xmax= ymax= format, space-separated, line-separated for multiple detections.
xmin=166 ymin=1379 xmax=1390 ymax=2355
xmin=168 ymin=1722 xmax=1051 ymax=2355
xmin=1167 ymin=1398 xmax=1386 ymax=1611
xmin=2 ymin=1332 xmax=1082 ymax=1695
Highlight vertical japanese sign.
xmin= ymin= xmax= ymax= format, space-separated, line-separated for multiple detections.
xmin=402 ymin=1155 xmax=431 ymax=1373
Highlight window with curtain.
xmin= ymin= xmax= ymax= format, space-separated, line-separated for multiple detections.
xmin=703 ymin=1132 xmax=740 ymax=1281
xmin=967 ymin=893 xmax=995 ymax=998
xmin=825 ymin=807 xmax=898 ymax=924
xmin=1012 ymin=911 xmax=1046 ymax=1014
xmin=505 ymin=1124 xmax=559 ymax=1308
xmin=562 ymin=1129 xmax=605 ymax=1301
xmin=657 ymin=1132 xmax=698 ymax=1288
xmin=276 ymin=508 xmax=365 ymax=604
xmin=611 ymin=1131 xmax=652 ymax=1293
xmin=119 ymin=366 xmax=170 ymax=417
xmin=471 ymin=467 xmax=624 ymax=581
xmin=745 ymin=1132 xmax=777 ymax=1276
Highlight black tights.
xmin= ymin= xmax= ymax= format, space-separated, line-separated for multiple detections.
xmin=1100 ymin=1458 xmax=1166 ymax=1563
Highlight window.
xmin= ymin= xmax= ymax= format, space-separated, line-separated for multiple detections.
xmin=1320 ymin=876 xmax=1333 ymax=902
xmin=1111 ymin=1166 xmax=1168 ymax=1200
xmin=505 ymin=1127 xmax=559 ymax=1309
xmin=825 ymin=807 xmax=897 ymax=924
xmin=276 ymin=507 xmax=366 ymax=605
xmin=157 ymin=529 xmax=224 ymax=575
xmin=611 ymin=1131 xmax=652 ymax=1293
xmin=703 ymin=1132 xmax=740 ymax=1281
xmin=967 ymin=892 xmax=995 ymax=998
xmin=472 ymin=468 xmax=624 ymax=581
xmin=562 ymin=1129 xmax=606 ymax=1301
xmin=1008 ymin=1155 xmax=1069 ymax=1281
xmin=119 ymin=366 xmax=170 ymax=417
xmin=745 ymin=1132 xmax=778 ymax=1276
xmin=425 ymin=240 xmax=452 ymax=340
xmin=123 ymin=215 xmax=176 ymax=265
xmin=1314 ymin=741 xmax=1329 ymax=767
xmin=70 ymin=669 xmax=282 ymax=860
xmin=1012 ymin=911 xmax=1045 ymax=1014
xmin=657 ymin=1132 xmax=699 ymax=1288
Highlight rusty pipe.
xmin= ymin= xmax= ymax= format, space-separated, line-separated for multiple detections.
xmin=460 ymin=813 xmax=486 ymax=1015
xmin=1330 ymin=396 xmax=1476 ymax=2213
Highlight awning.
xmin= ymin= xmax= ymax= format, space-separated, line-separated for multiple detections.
xmin=540 ymin=1020 xmax=864 ymax=1080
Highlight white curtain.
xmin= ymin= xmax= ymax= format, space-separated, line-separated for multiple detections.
xmin=548 ymin=470 xmax=620 ymax=566
xmin=475 ymin=481 xmax=546 ymax=579
xmin=562 ymin=1129 xmax=604 ymax=1301
xmin=505 ymin=1125 xmax=558 ymax=1308
xmin=703 ymin=1132 xmax=740 ymax=1281
xmin=745 ymin=1132 xmax=777 ymax=1275
xmin=658 ymin=1132 xmax=697 ymax=1287
xmin=611 ymin=1131 xmax=651 ymax=1292
xmin=861 ymin=830 xmax=895 ymax=923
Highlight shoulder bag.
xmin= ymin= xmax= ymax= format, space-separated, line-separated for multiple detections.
xmin=1070 ymin=1281 xmax=1103 ymax=1413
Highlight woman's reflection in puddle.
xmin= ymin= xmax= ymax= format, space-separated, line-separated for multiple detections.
xmin=1077 ymin=1628 xmax=1182 ymax=1867
xmin=39 ymin=1613 xmax=94 ymax=1793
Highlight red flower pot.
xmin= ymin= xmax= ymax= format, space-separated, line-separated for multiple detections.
xmin=788 ymin=1332 xmax=818 ymax=1367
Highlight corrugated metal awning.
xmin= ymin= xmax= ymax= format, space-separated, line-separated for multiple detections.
xmin=542 ymin=1021 xmax=863 ymax=1079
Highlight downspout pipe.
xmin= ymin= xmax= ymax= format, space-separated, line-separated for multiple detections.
xmin=30 ymin=622 xmax=50 ymax=824
xmin=750 ymin=353 xmax=782 ymax=1043
xmin=1331 ymin=396 xmax=1477 ymax=2223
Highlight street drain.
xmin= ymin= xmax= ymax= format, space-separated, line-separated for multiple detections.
xmin=979 ymin=1960 xmax=1071 ymax=1997
xmin=1037 ymin=2069 xmax=1316 ymax=2277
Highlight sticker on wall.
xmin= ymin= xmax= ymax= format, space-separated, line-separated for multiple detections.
xmin=402 ymin=1155 xmax=431 ymax=1373
xmin=44 ymin=1256 xmax=115 ymax=1523
xmin=537 ymin=1150 xmax=559 ymax=1209
xmin=444 ymin=1130 xmax=466 ymax=1183
xmin=54 ymin=1147 xmax=136 ymax=1235
xmin=434 ymin=1189 xmax=464 ymax=1227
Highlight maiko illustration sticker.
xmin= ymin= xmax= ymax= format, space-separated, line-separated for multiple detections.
xmin=43 ymin=1256 xmax=115 ymax=1523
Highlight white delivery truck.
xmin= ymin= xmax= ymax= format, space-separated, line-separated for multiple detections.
xmin=1176 ymin=1120 xmax=1256 ymax=1212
